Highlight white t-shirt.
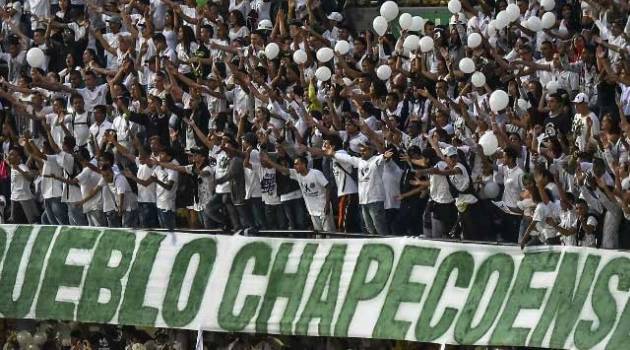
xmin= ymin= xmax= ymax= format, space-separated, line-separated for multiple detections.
xmin=559 ymin=209 xmax=578 ymax=246
xmin=135 ymin=159 xmax=157 ymax=203
xmin=40 ymin=157 xmax=63 ymax=199
xmin=334 ymin=153 xmax=386 ymax=205
xmin=153 ymin=164 xmax=179 ymax=211
xmin=214 ymin=150 xmax=231 ymax=194
xmin=256 ymin=164 xmax=281 ymax=205
xmin=244 ymin=150 xmax=262 ymax=199
xmin=99 ymin=173 xmax=138 ymax=212
xmin=64 ymin=111 xmax=91 ymax=147
xmin=185 ymin=165 xmax=214 ymax=211
xmin=572 ymin=111 xmax=600 ymax=152
xmin=532 ymin=201 xmax=561 ymax=240
xmin=289 ymin=168 xmax=329 ymax=216
xmin=10 ymin=164 xmax=33 ymax=201
xmin=430 ymin=161 xmax=454 ymax=204
xmin=497 ymin=164 xmax=524 ymax=209
xmin=77 ymin=84 xmax=109 ymax=112
xmin=383 ymin=161 xmax=403 ymax=210
xmin=331 ymin=150 xmax=358 ymax=197
xmin=76 ymin=167 xmax=102 ymax=213
xmin=49 ymin=152 xmax=82 ymax=203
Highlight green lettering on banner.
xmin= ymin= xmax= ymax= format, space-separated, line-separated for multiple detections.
xmin=118 ymin=232 xmax=165 ymax=326
xmin=490 ymin=251 xmax=560 ymax=346
xmin=0 ymin=226 xmax=5 ymax=262
xmin=574 ymin=257 xmax=630 ymax=350
xmin=454 ymin=253 xmax=515 ymax=345
xmin=529 ymin=253 xmax=600 ymax=348
xmin=76 ymin=230 xmax=136 ymax=323
xmin=256 ymin=243 xmax=318 ymax=334
xmin=0 ymin=226 xmax=55 ymax=318
xmin=295 ymin=244 xmax=347 ymax=336
xmin=218 ymin=242 xmax=272 ymax=331
xmin=162 ymin=238 xmax=217 ymax=327
xmin=373 ymin=246 xmax=439 ymax=339
xmin=334 ymin=244 xmax=394 ymax=338
xmin=415 ymin=251 xmax=474 ymax=341
xmin=36 ymin=227 xmax=101 ymax=320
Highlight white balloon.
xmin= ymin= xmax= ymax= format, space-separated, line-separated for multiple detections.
xmin=489 ymin=89 xmax=509 ymax=112
xmin=479 ymin=132 xmax=499 ymax=156
xmin=419 ymin=36 xmax=434 ymax=52
xmin=458 ymin=57 xmax=475 ymax=74
xmin=546 ymin=80 xmax=560 ymax=93
xmin=471 ymin=71 xmax=486 ymax=87
xmin=517 ymin=98 xmax=529 ymax=110
xmin=447 ymin=0 xmax=461 ymax=14
xmin=292 ymin=49 xmax=307 ymax=64
xmin=17 ymin=331 xmax=33 ymax=347
xmin=403 ymin=34 xmax=419 ymax=51
xmin=495 ymin=10 xmax=508 ymax=29
xmin=26 ymin=47 xmax=45 ymax=68
xmin=373 ymin=16 xmax=388 ymax=36
xmin=541 ymin=0 xmax=555 ymax=11
xmin=399 ymin=13 xmax=412 ymax=30
xmin=379 ymin=1 xmax=399 ymax=21
xmin=483 ymin=181 xmax=501 ymax=199
xmin=334 ymin=40 xmax=350 ymax=55
xmin=264 ymin=43 xmax=279 ymax=60
xmin=315 ymin=66 xmax=332 ymax=81
xmin=506 ymin=4 xmax=520 ymax=23
xmin=33 ymin=332 xmax=47 ymax=346
xmin=541 ymin=11 xmax=556 ymax=29
xmin=527 ymin=16 xmax=542 ymax=32
xmin=316 ymin=47 xmax=334 ymax=63
xmin=376 ymin=65 xmax=392 ymax=80
xmin=467 ymin=16 xmax=478 ymax=29
xmin=410 ymin=16 xmax=424 ymax=32
xmin=467 ymin=33 xmax=482 ymax=48
xmin=487 ymin=20 xmax=497 ymax=36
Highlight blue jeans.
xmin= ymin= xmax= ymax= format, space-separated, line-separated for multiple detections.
xmin=158 ymin=209 xmax=176 ymax=230
xmin=265 ymin=204 xmax=286 ymax=230
xmin=44 ymin=197 xmax=68 ymax=225
xmin=105 ymin=211 xmax=121 ymax=228
xmin=248 ymin=197 xmax=266 ymax=229
xmin=123 ymin=210 xmax=139 ymax=228
xmin=282 ymin=198 xmax=307 ymax=230
xmin=361 ymin=201 xmax=389 ymax=235
xmin=67 ymin=203 xmax=88 ymax=226
xmin=139 ymin=202 xmax=158 ymax=228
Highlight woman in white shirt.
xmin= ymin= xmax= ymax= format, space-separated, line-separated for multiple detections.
xmin=227 ymin=10 xmax=249 ymax=42
xmin=176 ymin=26 xmax=199 ymax=75
xmin=7 ymin=147 xmax=40 ymax=223
xmin=495 ymin=146 xmax=525 ymax=242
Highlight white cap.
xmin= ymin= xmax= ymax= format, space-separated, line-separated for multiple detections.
xmin=572 ymin=92 xmax=588 ymax=104
xmin=327 ymin=12 xmax=343 ymax=22
xmin=257 ymin=19 xmax=273 ymax=31
xmin=443 ymin=146 xmax=458 ymax=157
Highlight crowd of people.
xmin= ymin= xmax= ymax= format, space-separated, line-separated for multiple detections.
xmin=2 ymin=320 xmax=446 ymax=350
xmin=0 ymin=0 xmax=626 ymax=249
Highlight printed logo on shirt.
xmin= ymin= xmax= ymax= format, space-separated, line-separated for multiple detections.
xmin=260 ymin=173 xmax=276 ymax=194
xmin=302 ymin=182 xmax=319 ymax=197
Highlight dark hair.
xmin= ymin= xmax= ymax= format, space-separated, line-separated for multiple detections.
xmin=229 ymin=10 xmax=246 ymax=27
xmin=326 ymin=134 xmax=344 ymax=150
xmin=295 ymin=155 xmax=308 ymax=165
xmin=94 ymin=105 xmax=107 ymax=114
xmin=180 ymin=25 xmax=197 ymax=53
xmin=504 ymin=146 xmax=519 ymax=160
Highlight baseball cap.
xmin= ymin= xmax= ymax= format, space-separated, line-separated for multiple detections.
xmin=572 ymin=92 xmax=588 ymax=104
xmin=443 ymin=146 xmax=458 ymax=157
xmin=327 ymin=12 xmax=343 ymax=22
xmin=257 ymin=19 xmax=272 ymax=31
xmin=107 ymin=16 xmax=122 ymax=24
